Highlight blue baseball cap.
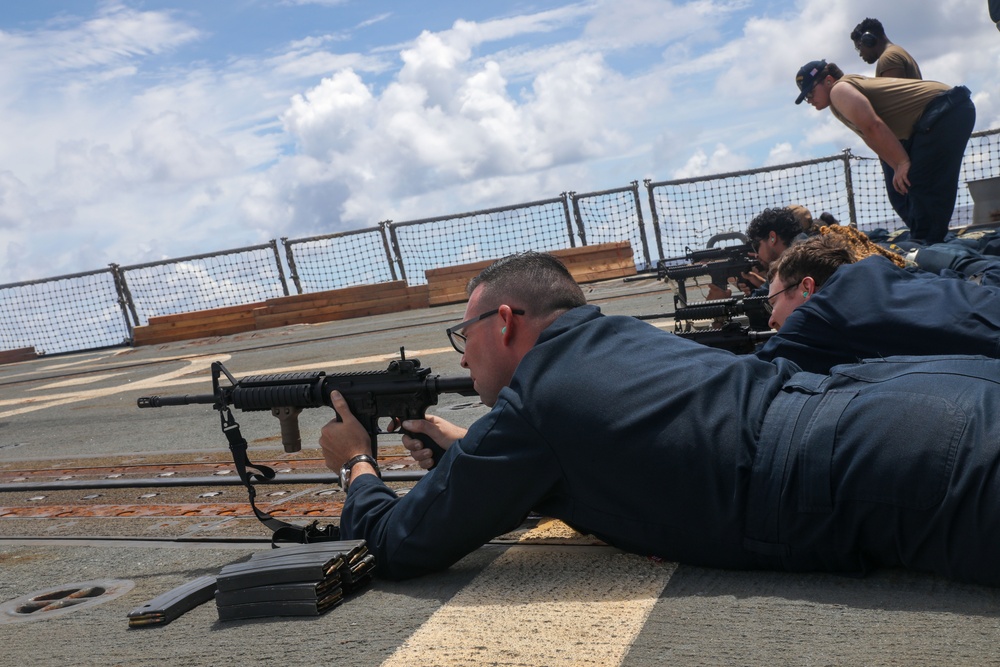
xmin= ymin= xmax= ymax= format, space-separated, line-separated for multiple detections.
xmin=795 ymin=60 xmax=827 ymax=104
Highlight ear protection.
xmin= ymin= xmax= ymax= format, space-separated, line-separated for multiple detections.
xmin=501 ymin=327 xmax=507 ymax=334
xmin=859 ymin=31 xmax=878 ymax=48
xmin=802 ymin=291 xmax=809 ymax=297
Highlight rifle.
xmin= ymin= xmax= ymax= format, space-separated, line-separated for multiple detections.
xmin=674 ymin=322 xmax=776 ymax=355
xmin=625 ymin=243 xmax=761 ymax=306
xmin=138 ymin=348 xmax=474 ymax=458
xmin=635 ymin=295 xmax=769 ymax=326
xmin=137 ymin=349 xmax=476 ymax=543
xmin=662 ymin=253 xmax=760 ymax=305
xmin=626 ymin=242 xmax=756 ymax=282
xmin=668 ymin=242 xmax=754 ymax=265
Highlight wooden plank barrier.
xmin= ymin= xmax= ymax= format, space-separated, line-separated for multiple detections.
xmin=424 ymin=241 xmax=635 ymax=306
xmin=130 ymin=242 xmax=635 ymax=346
xmin=254 ymin=283 xmax=429 ymax=330
xmin=0 ymin=347 xmax=38 ymax=365
xmin=131 ymin=302 xmax=267 ymax=346
xmin=131 ymin=281 xmax=429 ymax=346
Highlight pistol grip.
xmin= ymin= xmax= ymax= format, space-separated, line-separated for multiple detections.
xmin=408 ymin=431 xmax=447 ymax=468
xmin=710 ymin=273 xmax=730 ymax=289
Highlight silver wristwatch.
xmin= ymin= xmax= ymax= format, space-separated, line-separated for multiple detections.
xmin=339 ymin=454 xmax=380 ymax=492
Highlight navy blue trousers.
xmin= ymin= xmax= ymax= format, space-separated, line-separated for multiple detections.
xmin=881 ymin=88 xmax=976 ymax=245
xmin=747 ymin=356 xmax=1000 ymax=586
xmin=915 ymin=242 xmax=1000 ymax=288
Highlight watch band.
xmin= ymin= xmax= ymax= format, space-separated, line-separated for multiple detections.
xmin=339 ymin=454 xmax=380 ymax=492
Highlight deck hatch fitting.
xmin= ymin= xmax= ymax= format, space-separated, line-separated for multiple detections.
xmin=0 ymin=579 xmax=135 ymax=624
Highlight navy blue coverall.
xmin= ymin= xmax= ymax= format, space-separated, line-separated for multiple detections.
xmin=914 ymin=242 xmax=1000 ymax=288
xmin=756 ymin=255 xmax=1000 ymax=374
xmin=340 ymin=305 xmax=1000 ymax=585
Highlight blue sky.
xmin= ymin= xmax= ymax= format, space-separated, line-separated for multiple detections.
xmin=1 ymin=0 xmax=998 ymax=283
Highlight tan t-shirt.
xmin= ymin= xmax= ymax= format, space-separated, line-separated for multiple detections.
xmin=830 ymin=74 xmax=949 ymax=139
xmin=876 ymin=44 xmax=922 ymax=79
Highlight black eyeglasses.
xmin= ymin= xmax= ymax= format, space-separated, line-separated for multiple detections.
xmin=446 ymin=308 xmax=525 ymax=353
xmin=763 ymin=281 xmax=800 ymax=315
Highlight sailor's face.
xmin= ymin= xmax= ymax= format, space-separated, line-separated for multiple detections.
xmin=766 ymin=278 xmax=806 ymax=330
xmin=855 ymin=40 xmax=879 ymax=65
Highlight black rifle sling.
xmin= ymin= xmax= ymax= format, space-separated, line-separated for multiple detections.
xmin=218 ymin=407 xmax=340 ymax=546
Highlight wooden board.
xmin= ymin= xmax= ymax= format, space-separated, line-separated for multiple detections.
xmin=254 ymin=287 xmax=429 ymax=329
xmin=133 ymin=283 xmax=429 ymax=346
xmin=132 ymin=320 xmax=257 ymax=346
xmin=131 ymin=243 xmax=635 ymax=346
xmin=425 ymin=242 xmax=635 ymax=306
xmin=262 ymin=282 xmax=413 ymax=315
xmin=0 ymin=347 xmax=38 ymax=365
xmin=146 ymin=302 xmax=267 ymax=325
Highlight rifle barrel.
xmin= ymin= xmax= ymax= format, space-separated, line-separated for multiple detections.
xmin=137 ymin=394 xmax=217 ymax=408
xmin=622 ymin=273 xmax=660 ymax=283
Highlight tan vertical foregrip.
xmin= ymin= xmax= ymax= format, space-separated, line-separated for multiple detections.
xmin=271 ymin=406 xmax=304 ymax=453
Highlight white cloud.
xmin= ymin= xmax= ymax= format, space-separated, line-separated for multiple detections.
xmin=765 ymin=142 xmax=796 ymax=166
xmin=283 ymin=69 xmax=377 ymax=157
xmin=1 ymin=0 xmax=999 ymax=286
xmin=0 ymin=172 xmax=38 ymax=231
xmin=672 ymin=143 xmax=751 ymax=179
xmin=128 ymin=112 xmax=242 ymax=183
xmin=0 ymin=2 xmax=200 ymax=89
xmin=274 ymin=18 xmax=631 ymax=230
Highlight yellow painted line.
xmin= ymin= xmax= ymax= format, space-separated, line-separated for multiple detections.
xmin=382 ymin=545 xmax=675 ymax=666
xmin=514 ymin=517 xmax=606 ymax=544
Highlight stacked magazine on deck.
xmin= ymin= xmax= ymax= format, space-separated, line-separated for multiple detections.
xmin=214 ymin=539 xmax=375 ymax=621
